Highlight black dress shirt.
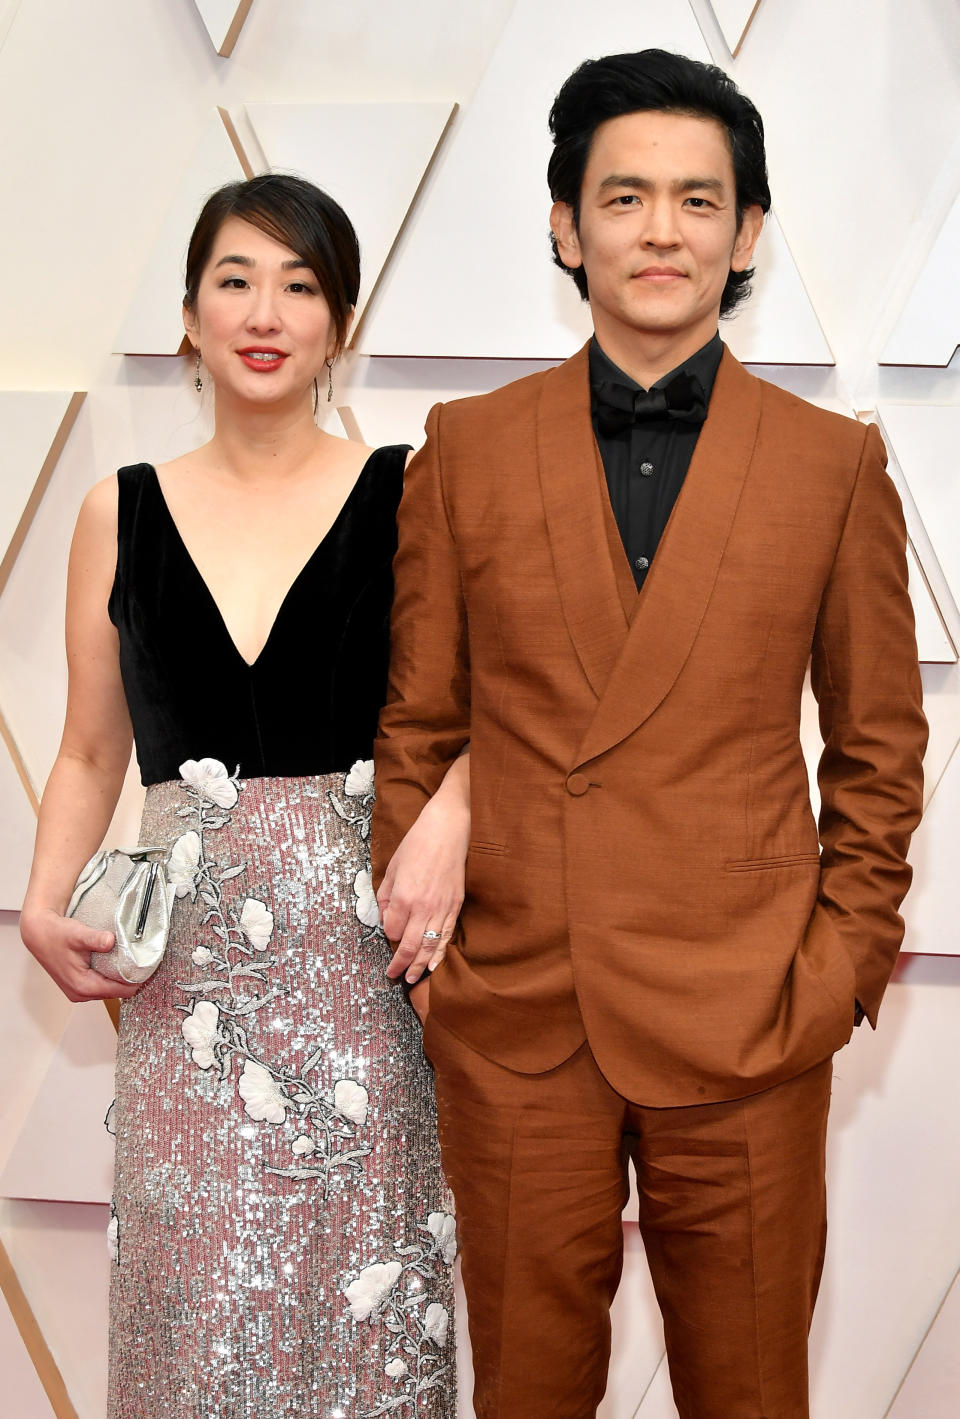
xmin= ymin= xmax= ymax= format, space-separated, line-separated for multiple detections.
xmin=590 ymin=333 xmax=723 ymax=590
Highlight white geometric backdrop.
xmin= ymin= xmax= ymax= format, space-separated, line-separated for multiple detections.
xmin=1 ymin=0 xmax=958 ymax=1415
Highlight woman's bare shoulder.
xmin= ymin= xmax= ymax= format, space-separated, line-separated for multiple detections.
xmin=76 ymin=472 xmax=119 ymax=531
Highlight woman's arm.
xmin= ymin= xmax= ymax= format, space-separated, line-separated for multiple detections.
xmin=377 ymin=749 xmax=470 ymax=1002
xmin=19 ymin=477 xmax=140 ymax=1002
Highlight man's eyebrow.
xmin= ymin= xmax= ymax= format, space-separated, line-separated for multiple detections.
xmin=212 ymin=255 xmax=311 ymax=269
xmin=596 ymin=175 xmax=726 ymax=194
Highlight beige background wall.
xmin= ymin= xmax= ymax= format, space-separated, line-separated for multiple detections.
xmin=1 ymin=1 xmax=958 ymax=1415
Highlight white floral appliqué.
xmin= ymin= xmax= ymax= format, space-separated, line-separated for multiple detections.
xmin=426 ymin=1211 xmax=458 ymax=1265
xmin=238 ymin=1059 xmax=288 ymax=1125
xmin=423 ymin=1302 xmax=450 ymax=1347
xmin=179 ymin=757 xmax=239 ymax=809
xmin=333 ymin=1078 xmax=369 ymax=1127
xmin=345 ymin=1226 xmax=456 ymax=1410
xmin=106 ymin=1211 xmax=119 ymax=1263
xmin=239 ymin=897 xmax=274 ymax=950
xmin=181 ymin=999 xmax=222 ymax=1069
xmin=168 ymin=830 xmax=202 ymax=897
xmin=353 ymin=868 xmax=380 ymax=928
xmin=345 ymin=1261 xmax=402 ymax=1322
xmin=344 ymin=759 xmax=375 ymax=798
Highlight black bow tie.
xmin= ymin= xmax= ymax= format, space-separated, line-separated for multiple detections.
xmin=593 ymin=370 xmax=708 ymax=437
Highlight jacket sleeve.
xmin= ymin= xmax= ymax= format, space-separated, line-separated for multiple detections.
xmin=810 ymin=421 xmax=928 ymax=1026
xmin=371 ymin=402 xmax=471 ymax=889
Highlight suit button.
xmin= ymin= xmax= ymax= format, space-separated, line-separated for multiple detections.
xmin=567 ymin=773 xmax=590 ymax=796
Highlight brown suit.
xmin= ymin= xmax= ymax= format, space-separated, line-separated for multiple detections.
xmin=372 ymin=344 xmax=927 ymax=1417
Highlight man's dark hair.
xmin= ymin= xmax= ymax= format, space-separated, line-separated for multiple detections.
xmin=547 ymin=49 xmax=771 ymax=317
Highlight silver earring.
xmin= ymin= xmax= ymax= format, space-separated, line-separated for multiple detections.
xmin=326 ymin=359 xmax=334 ymax=403
xmin=194 ymin=351 xmax=203 ymax=393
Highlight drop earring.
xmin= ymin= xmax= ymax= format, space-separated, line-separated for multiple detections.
xmin=194 ymin=351 xmax=203 ymax=393
xmin=326 ymin=359 xmax=334 ymax=403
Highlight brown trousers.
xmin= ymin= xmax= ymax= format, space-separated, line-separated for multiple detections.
xmin=425 ymin=1015 xmax=833 ymax=1419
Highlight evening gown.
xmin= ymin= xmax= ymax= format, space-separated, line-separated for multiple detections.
xmin=105 ymin=449 xmax=456 ymax=1419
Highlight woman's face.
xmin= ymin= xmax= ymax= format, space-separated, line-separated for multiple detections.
xmin=183 ymin=215 xmax=339 ymax=406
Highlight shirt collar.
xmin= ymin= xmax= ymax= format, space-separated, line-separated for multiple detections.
xmin=589 ymin=331 xmax=724 ymax=404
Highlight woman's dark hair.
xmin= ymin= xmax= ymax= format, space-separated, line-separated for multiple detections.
xmin=183 ymin=173 xmax=361 ymax=353
xmin=547 ymin=50 xmax=771 ymax=317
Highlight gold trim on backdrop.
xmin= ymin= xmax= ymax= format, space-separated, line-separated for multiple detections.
xmin=881 ymin=1260 xmax=960 ymax=1419
xmin=732 ymin=0 xmax=764 ymax=56
xmin=0 ymin=705 xmax=39 ymax=815
xmin=0 ymin=1236 xmax=79 ymax=1419
xmin=218 ymin=105 xmax=255 ymax=178
xmin=0 ymin=391 xmax=86 ymax=602
xmin=335 ymin=406 xmax=365 ymax=444
xmin=217 ymin=0 xmax=255 ymax=58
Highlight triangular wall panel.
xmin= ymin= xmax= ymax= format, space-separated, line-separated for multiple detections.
xmin=876 ymin=405 xmax=960 ymax=630
xmin=906 ymin=542 xmax=957 ymax=665
xmin=244 ymin=101 xmax=457 ymax=335
xmin=0 ymin=1288 xmax=55 ymax=1418
xmin=0 ymin=1006 xmax=116 ymax=1205
xmin=114 ymin=112 xmax=249 ymax=356
xmin=723 ymin=210 xmax=834 ymax=364
xmin=0 ymin=392 xmax=85 ymax=597
xmin=0 ymin=732 xmax=36 ymax=911
xmin=357 ymin=0 xmax=712 ymax=359
xmin=193 ymin=0 xmax=254 ymax=57
xmin=0 ymin=1200 xmax=110 ymax=1419
xmin=885 ymin=1265 xmax=960 ymax=1419
xmin=900 ymin=739 xmax=960 ymax=957
xmin=881 ymin=194 xmax=960 ymax=366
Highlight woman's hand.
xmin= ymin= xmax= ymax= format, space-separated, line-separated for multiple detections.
xmin=378 ymin=755 xmax=470 ymax=985
xmin=20 ymin=907 xmax=139 ymax=1003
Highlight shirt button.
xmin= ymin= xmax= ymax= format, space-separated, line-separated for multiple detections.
xmin=566 ymin=773 xmax=590 ymax=796
xmin=639 ymin=461 xmax=654 ymax=477
xmin=635 ymin=556 xmax=650 ymax=571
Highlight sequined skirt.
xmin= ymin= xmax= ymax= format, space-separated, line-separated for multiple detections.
xmin=108 ymin=764 xmax=456 ymax=1419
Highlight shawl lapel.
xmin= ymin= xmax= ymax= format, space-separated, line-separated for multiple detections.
xmin=570 ymin=348 xmax=764 ymax=765
xmin=535 ymin=345 xmax=630 ymax=698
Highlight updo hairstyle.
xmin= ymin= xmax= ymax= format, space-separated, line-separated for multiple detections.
xmin=183 ymin=173 xmax=361 ymax=355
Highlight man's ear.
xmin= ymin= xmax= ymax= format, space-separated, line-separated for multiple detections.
xmin=731 ymin=204 xmax=764 ymax=273
xmin=550 ymin=201 xmax=583 ymax=271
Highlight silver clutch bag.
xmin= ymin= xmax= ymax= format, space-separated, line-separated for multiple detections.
xmin=67 ymin=846 xmax=172 ymax=985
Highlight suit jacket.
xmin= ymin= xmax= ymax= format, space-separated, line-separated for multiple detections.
xmin=372 ymin=344 xmax=927 ymax=1107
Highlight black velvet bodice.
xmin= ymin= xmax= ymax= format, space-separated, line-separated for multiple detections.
xmin=109 ymin=448 xmax=408 ymax=785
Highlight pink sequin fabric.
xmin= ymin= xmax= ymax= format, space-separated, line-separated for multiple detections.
xmin=108 ymin=765 xmax=456 ymax=1418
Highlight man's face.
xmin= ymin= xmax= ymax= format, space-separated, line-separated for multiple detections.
xmin=551 ymin=109 xmax=763 ymax=359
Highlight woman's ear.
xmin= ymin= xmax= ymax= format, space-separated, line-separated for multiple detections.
xmin=183 ymin=301 xmax=199 ymax=347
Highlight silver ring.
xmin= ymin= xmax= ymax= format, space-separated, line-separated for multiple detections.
xmin=421 ymin=929 xmax=442 ymax=941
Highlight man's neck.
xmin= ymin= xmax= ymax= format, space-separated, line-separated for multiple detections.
xmin=591 ymin=321 xmax=721 ymax=391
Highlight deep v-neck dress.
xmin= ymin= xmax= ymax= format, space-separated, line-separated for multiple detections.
xmin=105 ymin=451 xmax=456 ymax=1419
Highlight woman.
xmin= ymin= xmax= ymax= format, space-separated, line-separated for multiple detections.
xmin=20 ymin=175 xmax=466 ymax=1417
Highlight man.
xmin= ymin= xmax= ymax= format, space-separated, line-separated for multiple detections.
xmin=372 ymin=49 xmax=927 ymax=1419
